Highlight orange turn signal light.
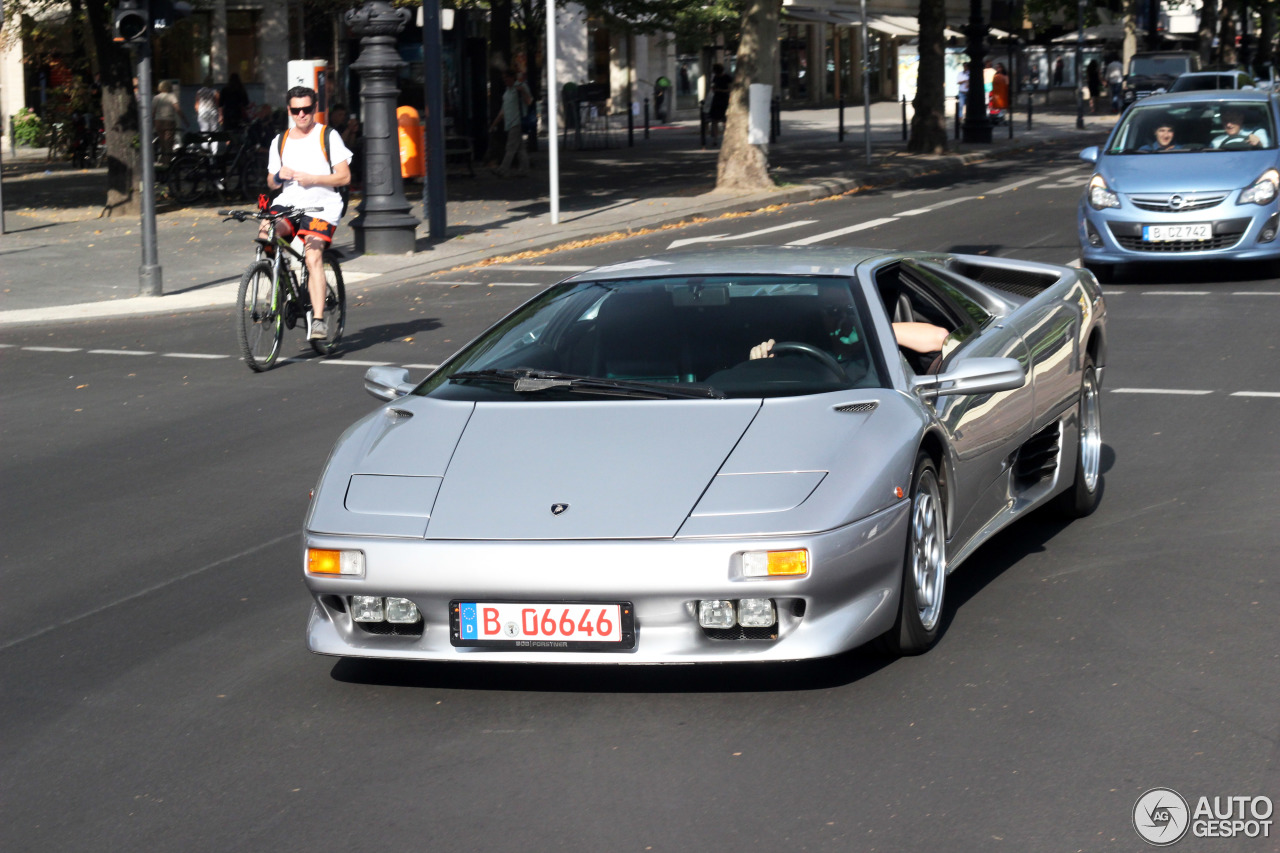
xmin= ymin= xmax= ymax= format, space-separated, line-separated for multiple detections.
xmin=307 ymin=548 xmax=364 ymax=576
xmin=743 ymin=549 xmax=808 ymax=578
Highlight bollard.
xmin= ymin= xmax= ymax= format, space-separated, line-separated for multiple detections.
xmin=839 ymin=96 xmax=845 ymax=142
xmin=628 ymin=100 xmax=634 ymax=147
xmin=770 ymin=97 xmax=780 ymax=143
xmin=700 ymin=103 xmax=707 ymax=148
xmin=901 ymin=95 xmax=908 ymax=140
xmin=644 ymin=97 xmax=650 ymax=139
xmin=1027 ymin=92 xmax=1033 ymax=129
xmin=955 ymin=97 xmax=961 ymax=140
xmin=1009 ymin=95 xmax=1014 ymax=139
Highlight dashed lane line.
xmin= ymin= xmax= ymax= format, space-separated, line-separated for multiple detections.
xmin=986 ymin=176 xmax=1049 ymax=195
xmin=87 ymin=349 xmax=155 ymax=356
xmin=1233 ymin=391 xmax=1280 ymax=398
xmin=895 ymin=197 xmax=975 ymax=216
xmin=787 ymin=217 xmax=898 ymax=246
xmin=487 ymin=265 xmax=593 ymax=272
xmin=24 ymin=346 xmax=81 ymax=352
xmin=668 ymin=220 xmax=818 ymax=250
xmin=163 ymin=352 xmax=230 ymax=360
xmin=1110 ymin=388 xmax=1214 ymax=395
xmin=318 ymin=359 xmax=394 ymax=367
xmin=428 ymin=281 xmax=546 ymax=287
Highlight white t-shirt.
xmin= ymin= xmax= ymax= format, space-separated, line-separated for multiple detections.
xmin=267 ymin=124 xmax=354 ymax=225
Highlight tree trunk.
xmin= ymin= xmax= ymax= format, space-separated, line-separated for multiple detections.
xmin=1199 ymin=0 xmax=1218 ymax=66
xmin=716 ymin=0 xmax=778 ymax=191
xmin=907 ymin=0 xmax=948 ymax=154
xmin=84 ymin=1 xmax=140 ymax=217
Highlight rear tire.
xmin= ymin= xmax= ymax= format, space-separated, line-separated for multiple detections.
xmin=237 ymin=260 xmax=282 ymax=372
xmin=878 ymin=453 xmax=947 ymax=657
xmin=1083 ymin=261 xmax=1113 ymax=283
xmin=309 ymin=254 xmax=346 ymax=356
xmin=169 ymin=154 xmax=204 ymax=204
xmin=1054 ymin=357 xmax=1103 ymax=518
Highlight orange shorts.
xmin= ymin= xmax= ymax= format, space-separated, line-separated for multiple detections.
xmin=272 ymin=206 xmax=336 ymax=243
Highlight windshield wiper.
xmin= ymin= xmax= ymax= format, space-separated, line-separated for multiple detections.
xmin=449 ymin=368 xmax=725 ymax=399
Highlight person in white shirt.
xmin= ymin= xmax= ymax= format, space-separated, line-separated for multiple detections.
xmin=1211 ymin=107 xmax=1270 ymax=149
xmin=489 ymin=69 xmax=532 ymax=177
xmin=957 ymin=62 xmax=970 ymax=122
xmin=259 ymin=86 xmax=354 ymax=341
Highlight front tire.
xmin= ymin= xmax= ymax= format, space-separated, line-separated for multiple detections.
xmin=1054 ymin=357 xmax=1103 ymax=518
xmin=879 ymin=453 xmax=947 ymax=656
xmin=309 ymin=254 xmax=346 ymax=356
xmin=237 ymin=260 xmax=282 ymax=372
xmin=169 ymin=154 xmax=205 ymax=204
xmin=1083 ymin=261 xmax=1113 ymax=283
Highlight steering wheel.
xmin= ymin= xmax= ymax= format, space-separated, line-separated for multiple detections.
xmin=768 ymin=342 xmax=846 ymax=380
xmin=1219 ymin=135 xmax=1252 ymax=148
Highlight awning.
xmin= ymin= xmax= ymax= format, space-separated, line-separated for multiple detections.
xmin=1051 ymin=24 xmax=1145 ymax=43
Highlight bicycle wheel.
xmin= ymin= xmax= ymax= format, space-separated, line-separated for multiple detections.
xmin=236 ymin=260 xmax=283 ymax=371
xmin=309 ymin=254 xmax=347 ymax=356
xmin=169 ymin=154 xmax=205 ymax=204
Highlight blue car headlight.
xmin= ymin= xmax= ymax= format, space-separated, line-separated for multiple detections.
xmin=1238 ymin=169 xmax=1279 ymax=206
xmin=1088 ymin=174 xmax=1120 ymax=210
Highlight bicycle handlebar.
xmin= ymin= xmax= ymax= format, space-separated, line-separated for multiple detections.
xmin=218 ymin=205 xmax=322 ymax=223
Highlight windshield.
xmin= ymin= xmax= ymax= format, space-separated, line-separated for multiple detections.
xmin=1168 ymin=75 xmax=1235 ymax=92
xmin=416 ymin=275 xmax=887 ymax=401
xmin=1129 ymin=57 xmax=1193 ymax=77
xmin=1105 ymin=100 xmax=1276 ymax=153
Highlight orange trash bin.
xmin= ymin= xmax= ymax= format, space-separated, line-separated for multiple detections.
xmin=397 ymin=106 xmax=425 ymax=179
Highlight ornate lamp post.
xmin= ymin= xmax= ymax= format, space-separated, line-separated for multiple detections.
xmin=346 ymin=1 xmax=419 ymax=254
xmin=962 ymin=0 xmax=993 ymax=143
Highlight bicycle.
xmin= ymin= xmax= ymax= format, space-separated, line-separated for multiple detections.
xmin=172 ymin=132 xmax=259 ymax=204
xmin=220 ymin=205 xmax=347 ymax=372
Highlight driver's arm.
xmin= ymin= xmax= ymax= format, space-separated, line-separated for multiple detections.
xmin=749 ymin=322 xmax=948 ymax=360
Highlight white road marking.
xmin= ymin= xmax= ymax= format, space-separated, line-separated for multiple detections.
xmin=163 ymin=352 xmax=230 ymax=359
xmin=1143 ymin=291 xmax=1211 ymax=296
xmin=895 ymin=197 xmax=974 ymax=216
xmin=342 ymin=272 xmax=380 ymax=282
xmin=1233 ymin=291 xmax=1280 ymax=296
xmin=1110 ymin=388 xmax=1214 ymax=395
xmin=668 ymin=220 xmax=816 ymax=250
xmin=402 ymin=364 xmax=439 ymax=370
xmin=319 ymin=359 xmax=394 ymax=367
xmin=787 ymin=217 xmax=898 ymax=246
xmin=87 ymin=349 xmax=154 ymax=356
xmin=1232 ymin=391 xmax=1280 ymax=398
xmin=0 ymin=343 xmax=14 ymax=348
xmin=426 ymin=281 xmax=544 ymax=287
xmin=489 ymin=265 xmax=592 ymax=272
xmin=1046 ymin=166 xmax=1081 ymax=176
xmin=986 ymin=176 xmax=1048 ymax=194
xmin=24 ymin=346 xmax=82 ymax=352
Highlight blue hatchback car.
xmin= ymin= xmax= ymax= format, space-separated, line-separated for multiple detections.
xmin=1078 ymin=90 xmax=1280 ymax=280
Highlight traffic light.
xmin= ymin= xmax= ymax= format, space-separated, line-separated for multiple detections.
xmin=112 ymin=0 xmax=149 ymax=43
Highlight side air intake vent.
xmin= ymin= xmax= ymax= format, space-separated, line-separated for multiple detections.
xmin=1014 ymin=422 xmax=1062 ymax=489
xmin=949 ymin=261 xmax=1059 ymax=298
xmin=834 ymin=401 xmax=879 ymax=414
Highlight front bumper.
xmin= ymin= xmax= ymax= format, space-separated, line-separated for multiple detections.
xmin=1078 ymin=198 xmax=1280 ymax=263
xmin=303 ymin=500 xmax=910 ymax=664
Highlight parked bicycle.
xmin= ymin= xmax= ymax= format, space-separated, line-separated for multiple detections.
xmin=171 ymin=132 xmax=265 ymax=204
xmin=220 ymin=204 xmax=347 ymax=372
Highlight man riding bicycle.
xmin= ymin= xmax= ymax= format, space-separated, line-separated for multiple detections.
xmin=260 ymin=86 xmax=353 ymax=340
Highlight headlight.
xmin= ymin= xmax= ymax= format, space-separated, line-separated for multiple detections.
xmin=1239 ymin=169 xmax=1279 ymax=205
xmin=1088 ymin=174 xmax=1120 ymax=210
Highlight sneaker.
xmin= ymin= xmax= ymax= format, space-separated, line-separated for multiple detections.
xmin=309 ymin=318 xmax=328 ymax=340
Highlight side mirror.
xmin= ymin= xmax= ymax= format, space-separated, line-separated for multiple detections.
xmin=364 ymin=366 xmax=416 ymax=401
xmin=1079 ymin=145 xmax=1100 ymax=164
xmin=911 ymin=357 xmax=1026 ymax=400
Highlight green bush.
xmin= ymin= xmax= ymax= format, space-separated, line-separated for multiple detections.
xmin=10 ymin=107 xmax=47 ymax=147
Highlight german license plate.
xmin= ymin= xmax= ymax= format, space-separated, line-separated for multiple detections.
xmin=1143 ymin=223 xmax=1211 ymax=242
xmin=450 ymin=600 xmax=635 ymax=650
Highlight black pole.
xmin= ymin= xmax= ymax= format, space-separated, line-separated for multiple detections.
xmin=627 ymin=100 xmax=634 ymax=147
xmin=0 ymin=125 xmax=6 ymax=234
xmin=1076 ymin=0 xmax=1086 ymax=129
xmin=962 ymin=0 xmax=993 ymax=143
xmin=421 ymin=0 xmax=446 ymax=239
xmin=770 ymin=96 xmax=779 ymax=143
xmin=901 ymin=94 xmax=907 ymax=140
xmin=1027 ymin=90 xmax=1033 ymax=128
xmin=838 ymin=95 xmax=845 ymax=142
xmin=643 ymin=97 xmax=649 ymax=139
xmin=135 ymin=40 xmax=162 ymax=296
xmin=955 ymin=96 xmax=961 ymax=139
xmin=700 ymin=101 xmax=707 ymax=148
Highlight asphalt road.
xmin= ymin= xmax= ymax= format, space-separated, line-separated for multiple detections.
xmin=2 ymin=144 xmax=1278 ymax=852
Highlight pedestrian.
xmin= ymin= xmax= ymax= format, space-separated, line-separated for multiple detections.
xmin=1105 ymin=56 xmax=1124 ymax=113
xmin=489 ymin=69 xmax=531 ymax=177
xmin=991 ymin=63 xmax=1010 ymax=114
xmin=1086 ymin=60 xmax=1103 ymax=115
xmin=707 ymin=63 xmax=731 ymax=146
xmin=957 ymin=61 xmax=970 ymax=121
xmin=195 ymin=79 xmax=221 ymax=153
xmin=259 ymin=86 xmax=353 ymax=341
xmin=219 ymin=73 xmax=250 ymax=134
xmin=151 ymin=79 xmax=185 ymax=167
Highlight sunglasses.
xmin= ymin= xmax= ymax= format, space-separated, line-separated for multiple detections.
xmin=289 ymin=105 xmax=316 ymax=115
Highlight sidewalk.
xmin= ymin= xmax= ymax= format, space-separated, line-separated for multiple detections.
xmin=0 ymin=100 xmax=1116 ymax=326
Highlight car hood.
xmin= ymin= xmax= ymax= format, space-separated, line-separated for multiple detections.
xmin=1099 ymin=150 xmax=1277 ymax=193
xmin=307 ymin=393 xmax=926 ymax=541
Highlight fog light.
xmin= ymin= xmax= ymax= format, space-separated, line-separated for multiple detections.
xmin=307 ymin=548 xmax=364 ymax=576
xmin=385 ymin=597 xmax=420 ymax=623
xmin=742 ymin=549 xmax=808 ymax=577
xmin=350 ymin=595 xmax=384 ymax=622
xmin=737 ymin=598 xmax=776 ymax=628
xmin=1260 ymin=213 xmax=1279 ymax=243
xmin=1085 ymin=220 xmax=1104 ymax=248
xmin=698 ymin=599 xmax=736 ymax=629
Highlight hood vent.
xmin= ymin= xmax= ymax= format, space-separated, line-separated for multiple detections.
xmin=834 ymin=401 xmax=879 ymax=414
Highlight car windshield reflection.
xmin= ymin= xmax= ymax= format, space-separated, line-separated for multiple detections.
xmin=1107 ymin=100 xmax=1277 ymax=153
xmin=416 ymin=275 xmax=887 ymax=400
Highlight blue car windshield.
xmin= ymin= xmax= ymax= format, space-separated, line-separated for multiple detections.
xmin=1107 ymin=100 xmax=1277 ymax=153
xmin=416 ymin=275 xmax=888 ymax=400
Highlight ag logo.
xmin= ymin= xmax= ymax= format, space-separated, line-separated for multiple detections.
xmin=1134 ymin=788 xmax=1190 ymax=846
xmin=550 ymin=503 xmax=569 ymax=516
